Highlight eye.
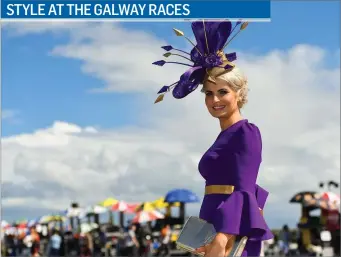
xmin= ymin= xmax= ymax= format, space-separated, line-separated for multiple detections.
xmin=205 ymin=91 xmax=212 ymax=96
xmin=218 ymin=89 xmax=228 ymax=95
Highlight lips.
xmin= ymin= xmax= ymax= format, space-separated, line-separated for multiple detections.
xmin=212 ymin=105 xmax=226 ymax=110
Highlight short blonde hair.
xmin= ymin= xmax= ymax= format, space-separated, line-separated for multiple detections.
xmin=202 ymin=66 xmax=248 ymax=109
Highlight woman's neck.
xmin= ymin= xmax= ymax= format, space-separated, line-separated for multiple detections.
xmin=219 ymin=111 xmax=243 ymax=131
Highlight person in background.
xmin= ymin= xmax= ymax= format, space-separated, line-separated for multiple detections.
xmin=278 ymin=225 xmax=291 ymax=256
xmin=30 ymin=227 xmax=41 ymax=257
xmin=116 ymin=227 xmax=127 ymax=256
xmin=137 ymin=224 xmax=150 ymax=257
xmin=17 ymin=229 xmax=26 ymax=256
xmin=80 ymin=231 xmax=94 ymax=257
xmin=47 ymin=229 xmax=62 ymax=257
xmin=324 ymin=209 xmax=340 ymax=256
xmin=59 ymin=231 xmax=65 ymax=257
xmin=92 ymin=228 xmax=104 ymax=257
xmin=87 ymin=231 xmax=94 ymax=257
xmin=157 ymin=224 xmax=171 ymax=256
xmin=144 ymin=234 xmax=153 ymax=257
xmin=4 ymin=234 xmax=16 ymax=256
xmin=151 ymin=238 xmax=160 ymax=256
xmin=126 ymin=224 xmax=139 ymax=257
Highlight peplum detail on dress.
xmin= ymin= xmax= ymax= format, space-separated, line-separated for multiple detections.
xmin=255 ymin=184 xmax=268 ymax=210
xmin=212 ymin=189 xmax=273 ymax=241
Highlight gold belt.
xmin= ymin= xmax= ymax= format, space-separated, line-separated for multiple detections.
xmin=205 ymin=185 xmax=264 ymax=215
xmin=205 ymin=185 xmax=264 ymax=214
xmin=205 ymin=185 xmax=235 ymax=195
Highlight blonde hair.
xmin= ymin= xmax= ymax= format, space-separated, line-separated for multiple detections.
xmin=202 ymin=66 xmax=249 ymax=109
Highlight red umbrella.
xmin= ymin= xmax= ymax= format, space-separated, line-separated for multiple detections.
xmin=132 ymin=210 xmax=165 ymax=224
xmin=111 ymin=201 xmax=139 ymax=213
xmin=111 ymin=201 xmax=140 ymax=227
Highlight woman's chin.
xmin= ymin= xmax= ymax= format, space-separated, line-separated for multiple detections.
xmin=210 ymin=111 xmax=228 ymax=119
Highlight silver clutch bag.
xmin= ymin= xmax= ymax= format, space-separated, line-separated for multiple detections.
xmin=176 ymin=216 xmax=248 ymax=257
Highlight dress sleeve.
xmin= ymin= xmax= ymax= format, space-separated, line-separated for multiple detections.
xmin=255 ymin=184 xmax=269 ymax=210
xmin=212 ymin=123 xmax=273 ymax=241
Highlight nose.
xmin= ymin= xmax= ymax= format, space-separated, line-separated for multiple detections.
xmin=212 ymin=94 xmax=220 ymax=102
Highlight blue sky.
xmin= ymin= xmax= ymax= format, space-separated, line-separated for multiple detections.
xmin=2 ymin=1 xmax=340 ymax=137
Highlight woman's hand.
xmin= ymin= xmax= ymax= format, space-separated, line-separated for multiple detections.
xmin=194 ymin=233 xmax=232 ymax=257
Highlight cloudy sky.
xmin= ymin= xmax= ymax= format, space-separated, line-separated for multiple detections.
xmin=2 ymin=1 xmax=340 ymax=228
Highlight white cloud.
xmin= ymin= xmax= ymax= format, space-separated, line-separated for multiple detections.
xmin=2 ymin=121 xmax=201 ymax=213
xmin=2 ymin=109 xmax=22 ymax=125
xmin=2 ymin=22 xmax=340 ymax=228
xmin=2 ymin=109 xmax=18 ymax=119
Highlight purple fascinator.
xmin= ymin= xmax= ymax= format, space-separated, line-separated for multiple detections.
xmin=153 ymin=20 xmax=249 ymax=104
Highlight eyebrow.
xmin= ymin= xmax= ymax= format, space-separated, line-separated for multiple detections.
xmin=204 ymin=88 xmax=228 ymax=92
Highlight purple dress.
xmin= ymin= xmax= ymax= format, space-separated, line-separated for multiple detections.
xmin=198 ymin=119 xmax=274 ymax=256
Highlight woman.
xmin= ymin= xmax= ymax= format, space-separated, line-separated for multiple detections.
xmin=153 ymin=20 xmax=274 ymax=256
xmin=30 ymin=227 xmax=40 ymax=257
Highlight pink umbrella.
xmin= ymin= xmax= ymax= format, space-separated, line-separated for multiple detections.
xmin=111 ymin=201 xmax=139 ymax=213
xmin=132 ymin=210 xmax=165 ymax=224
xmin=111 ymin=201 xmax=140 ymax=227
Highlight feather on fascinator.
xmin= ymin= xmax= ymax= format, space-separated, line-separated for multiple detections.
xmin=153 ymin=20 xmax=249 ymax=104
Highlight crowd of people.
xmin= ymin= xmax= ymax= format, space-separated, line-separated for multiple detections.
xmin=2 ymin=219 xmax=340 ymax=257
xmin=1 ymin=221 xmax=176 ymax=257
xmin=263 ymin=224 xmax=340 ymax=257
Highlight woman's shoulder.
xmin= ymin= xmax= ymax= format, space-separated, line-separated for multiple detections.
xmin=234 ymin=120 xmax=262 ymax=152
xmin=238 ymin=120 xmax=261 ymax=138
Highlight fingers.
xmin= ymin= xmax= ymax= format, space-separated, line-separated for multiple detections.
xmin=194 ymin=246 xmax=206 ymax=254
xmin=225 ymin=235 xmax=236 ymax=256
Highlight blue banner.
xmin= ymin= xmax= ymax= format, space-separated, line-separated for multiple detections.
xmin=1 ymin=0 xmax=270 ymax=20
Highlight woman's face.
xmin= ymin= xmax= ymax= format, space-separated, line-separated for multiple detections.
xmin=203 ymin=78 xmax=239 ymax=119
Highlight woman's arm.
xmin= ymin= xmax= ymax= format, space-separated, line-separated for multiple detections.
xmin=211 ymin=184 xmax=269 ymax=255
